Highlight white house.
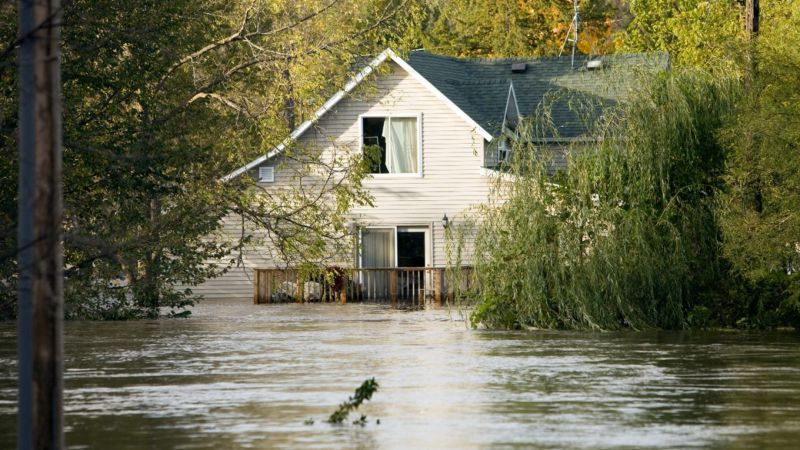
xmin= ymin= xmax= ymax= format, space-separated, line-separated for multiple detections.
xmin=194 ymin=48 xmax=667 ymax=300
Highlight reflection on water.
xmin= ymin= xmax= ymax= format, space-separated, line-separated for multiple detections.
xmin=1 ymin=300 xmax=800 ymax=449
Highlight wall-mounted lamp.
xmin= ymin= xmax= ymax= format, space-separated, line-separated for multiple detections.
xmin=346 ymin=221 xmax=358 ymax=235
xmin=441 ymin=213 xmax=450 ymax=229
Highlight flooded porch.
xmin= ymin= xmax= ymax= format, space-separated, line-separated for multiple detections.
xmin=252 ymin=267 xmax=472 ymax=307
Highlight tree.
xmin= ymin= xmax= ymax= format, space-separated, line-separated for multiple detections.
xmin=418 ymin=0 xmax=618 ymax=58
xmin=623 ymin=0 xmax=745 ymax=73
xmin=467 ymin=70 xmax=735 ymax=330
xmin=0 ymin=0 xmax=412 ymax=319
xmin=719 ymin=0 xmax=800 ymax=327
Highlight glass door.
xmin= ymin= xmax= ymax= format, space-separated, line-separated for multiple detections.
xmin=361 ymin=228 xmax=395 ymax=268
xmin=396 ymin=227 xmax=427 ymax=267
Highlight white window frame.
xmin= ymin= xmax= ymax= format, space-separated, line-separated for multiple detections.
xmin=359 ymin=112 xmax=423 ymax=178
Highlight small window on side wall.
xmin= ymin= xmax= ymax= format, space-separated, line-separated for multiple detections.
xmin=258 ymin=166 xmax=275 ymax=183
xmin=362 ymin=116 xmax=419 ymax=174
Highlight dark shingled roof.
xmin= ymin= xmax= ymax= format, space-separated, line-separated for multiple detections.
xmin=407 ymin=51 xmax=669 ymax=139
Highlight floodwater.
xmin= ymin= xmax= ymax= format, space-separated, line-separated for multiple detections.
xmin=1 ymin=300 xmax=800 ymax=449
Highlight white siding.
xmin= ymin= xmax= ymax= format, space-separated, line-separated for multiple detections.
xmin=178 ymin=213 xmax=279 ymax=300
xmin=297 ymin=62 xmax=491 ymax=266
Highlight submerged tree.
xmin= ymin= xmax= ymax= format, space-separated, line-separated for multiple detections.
xmin=468 ymin=70 xmax=737 ymax=330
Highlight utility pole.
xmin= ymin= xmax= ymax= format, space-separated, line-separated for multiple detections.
xmin=17 ymin=0 xmax=64 ymax=449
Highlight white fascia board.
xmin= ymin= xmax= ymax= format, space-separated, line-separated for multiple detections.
xmin=510 ymin=82 xmax=520 ymax=120
xmin=501 ymin=82 xmax=522 ymax=135
xmin=385 ymin=49 xmax=493 ymax=142
xmin=222 ymin=48 xmax=494 ymax=182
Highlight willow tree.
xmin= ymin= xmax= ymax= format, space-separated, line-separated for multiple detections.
xmin=468 ymin=70 xmax=736 ymax=330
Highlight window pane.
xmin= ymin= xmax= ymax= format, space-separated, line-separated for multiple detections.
xmin=362 ymin=117 xmax=387 ymax=173
xmin=382 ymin=117 xmax=418 ymax=173
xmin=361 ymin=228 xmax=395 ymax=268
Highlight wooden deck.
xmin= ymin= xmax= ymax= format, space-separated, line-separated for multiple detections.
xmin=252 ymin=267 xmax=470 ymax=307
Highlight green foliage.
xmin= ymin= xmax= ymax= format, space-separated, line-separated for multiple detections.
xmin=717 ymin=0 xmax=800 ymax=327
xmin=623 ymin=0 xmax=745 ymax=73
xmin=778 ymin=283 xmax=800 ymax=330
xmin=0 ymin=0 xmax=17 ymax=320
xmin=469 ymin=69 xmax=737 ymax=330
xmin=686 ymin=305 xmax=715 ymax=329
xmin=0 ymin=1 xmax=406 ymax=319
xmin=419 ymin=0 xmax=618 ymax=58
xmin=327 ymin=378 xmax=379 ymax=424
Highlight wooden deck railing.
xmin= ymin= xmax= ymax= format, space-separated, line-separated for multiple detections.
xmin=252 ymin=267 xmax=471 ymax=306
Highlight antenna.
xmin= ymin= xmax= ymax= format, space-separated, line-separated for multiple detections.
xmin=559 ymin=0 xmax=580 ymax=68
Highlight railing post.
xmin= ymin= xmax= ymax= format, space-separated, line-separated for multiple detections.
xmin=267 ymin=270 xmax=274 ymax=304
xmin=257 ymin=269 xmax=267 ymax=305
xmin=253 ymin=269 xmax=259 ymax=304
xmin=260 ymin=270 xmax=266 ymax=305
xmin=434 ymin=268 xmax=443 ymax=307
xmin=389 ymin=269 xmax=397 ymax=307
xmin=297 ymin=272 xmax=305 ymax=303
xmin=340 ymin=272 xmax=348 ymax=304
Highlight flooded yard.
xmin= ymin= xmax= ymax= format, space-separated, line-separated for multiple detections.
xmin=1 ymin=299 xmax=800 ymax=449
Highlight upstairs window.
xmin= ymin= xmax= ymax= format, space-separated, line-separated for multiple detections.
xmin=362 ymin=116 xmax=420 ymax=175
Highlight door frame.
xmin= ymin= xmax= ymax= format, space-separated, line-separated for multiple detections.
xmin=359 ymin=225 xmax=431 ymax=268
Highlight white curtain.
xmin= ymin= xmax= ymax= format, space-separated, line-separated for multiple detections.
xmin=361 ymin=228 xmax=395 ymax=268
xmin=382 ymin=117 xmax=418 ymax=173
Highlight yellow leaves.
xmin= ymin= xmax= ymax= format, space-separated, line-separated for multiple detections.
xmin=420 ymin=0 xmax=617 ymax=57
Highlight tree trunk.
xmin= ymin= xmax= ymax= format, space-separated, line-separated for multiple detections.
xmin=745 ymin=0 xmax=760 ymax=35
xmin=283 ymin=55 xmax=296 ymax=131
xmin=744 ymin=0 xmax=762 ymax=213
xmin=139 ymin=198 xmax=162 ymax=314
xmin=17 ymin=0 xmax=64 ymax=448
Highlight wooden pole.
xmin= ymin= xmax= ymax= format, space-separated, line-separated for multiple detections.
xmin=433 ymin=269 xmax=443 ymax=307
xmin=297 ymin=272 xmax=305 ymax=303
xmin=268 ymin=270 xmax=275 ymax=303
xmin=339 ymin=273 xmax=347 ymax=304
xmin=389 ymin=270 xmax=397 ymax=307
xmin=252 ymin=270 xmax=259 ymax=304
xmin=17 ymin=0 xmax=64 ymax=449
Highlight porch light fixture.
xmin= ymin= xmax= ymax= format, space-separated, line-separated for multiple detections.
xmin=346 ymin=221 xmax=358 ymax=235
xmin=441 ymin=214 xmax=450 ymax=229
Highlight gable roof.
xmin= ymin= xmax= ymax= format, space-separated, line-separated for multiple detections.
xmin=406 ymin=51 xmax=669 ymax=138
xmin=224 ymin=48 xmax=668 ymax=181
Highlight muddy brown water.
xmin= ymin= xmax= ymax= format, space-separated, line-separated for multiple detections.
xmin=1 ymin=299 xmax=800 ymax=449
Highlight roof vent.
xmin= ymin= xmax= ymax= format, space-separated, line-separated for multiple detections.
xmin=511 ymin=63 xmax=527 ymax=73
xmin=258 ymin=166 xmax=275 ymax=183
xmin=586 ymin=59 xmax=603 ymax=70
